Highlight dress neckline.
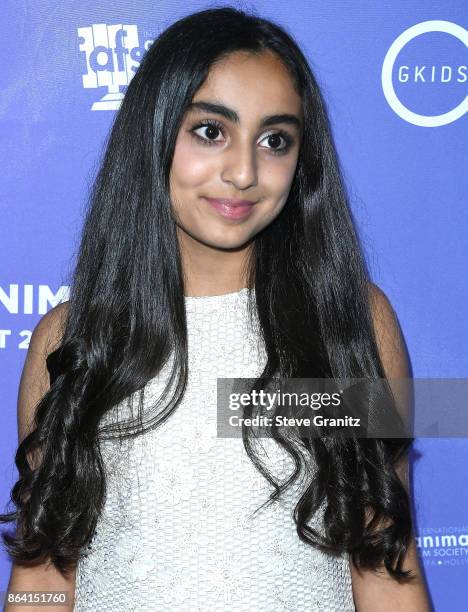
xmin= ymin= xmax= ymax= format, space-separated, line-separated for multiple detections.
xmin=184 ymin=287 xmax=253 ymax=301
xmin=184 ymin=286 xmax=255 ymax=315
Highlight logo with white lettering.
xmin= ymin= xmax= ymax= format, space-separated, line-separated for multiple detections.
xmin=78 ymin=24 xmax=154 ymax=111
xmin=382 ymin=21 xmax=468 ymax=126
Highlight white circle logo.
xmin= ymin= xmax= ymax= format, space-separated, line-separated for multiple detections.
xmin=382 ymin=20 xmax=468 ymax=127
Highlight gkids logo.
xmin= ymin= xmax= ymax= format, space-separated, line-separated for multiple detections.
xmin=78 ymin=24 xmax=154 ymax=111
xmin=382 ymin=20 xmax=468 ymax=127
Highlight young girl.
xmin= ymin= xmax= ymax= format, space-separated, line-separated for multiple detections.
xmin=1 ymin=7 xmax=431 ymax=611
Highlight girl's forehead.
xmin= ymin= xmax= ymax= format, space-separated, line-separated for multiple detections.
xmin=192 ymin=53 xmax=303 ymax=120
xmin=203 ymin=50 xmax=295 ymax=87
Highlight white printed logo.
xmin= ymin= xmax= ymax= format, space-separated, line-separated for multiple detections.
xmin=417 ymin=526 xmax=468 ymax=568
xmin=382 ymin=20 xmax=468 ymax=126
xmin=0 ymin=284 xmax=70 ymax=350
xmin=78 ymin=24 xmax=153 ymax=111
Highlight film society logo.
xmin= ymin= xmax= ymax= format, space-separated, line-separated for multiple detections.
xmin=78 ymin=24 xmax=154 ymax=111
xmin=382 ymin=20 xmax=467 ymax=127
xmin=417 ymin=526 xmax=468 ymax=567
xmin=0 ymin=284 xmax=69 ymax=350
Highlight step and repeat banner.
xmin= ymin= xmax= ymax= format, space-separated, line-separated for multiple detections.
xmin=1 ymin=1 xmax=467 ymax=609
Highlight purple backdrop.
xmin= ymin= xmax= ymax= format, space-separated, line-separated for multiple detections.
xmin=1 ymin=2 xmax=467 ymax=609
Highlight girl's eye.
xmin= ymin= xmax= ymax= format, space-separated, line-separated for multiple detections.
xmin=259 ymin=132 xmax=292 ymax=155
xmin=191 ymin=120 xmax=225 ymax=145
xmin=189 ymin=119 xmax=293 ymax=156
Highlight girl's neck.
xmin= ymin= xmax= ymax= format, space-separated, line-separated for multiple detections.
xmin=177 ymin=226 xmax=254 ymax=298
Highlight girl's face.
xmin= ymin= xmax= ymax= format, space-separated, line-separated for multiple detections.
xmin=169 ymin=50 xmax=303 ymax=251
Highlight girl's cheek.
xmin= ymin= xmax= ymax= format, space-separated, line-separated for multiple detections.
xmin=172 ymin=142 xmax=218 ymax=185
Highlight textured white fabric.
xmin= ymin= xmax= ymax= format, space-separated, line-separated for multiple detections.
xmin=74 ymin=287 xmax=356 ymax=611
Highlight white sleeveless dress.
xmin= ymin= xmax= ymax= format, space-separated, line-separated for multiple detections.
xmin=73 ymin=287 xmax=356 ymax=611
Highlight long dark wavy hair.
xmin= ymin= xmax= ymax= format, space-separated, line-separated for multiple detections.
xmin=1 ymin=6 xmax=415 ymax=583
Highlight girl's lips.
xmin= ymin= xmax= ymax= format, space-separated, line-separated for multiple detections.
xmin=203 ymin=197 xmax=257 ymax=220
xmin=204 ymin=197 xmax=257 ymax=206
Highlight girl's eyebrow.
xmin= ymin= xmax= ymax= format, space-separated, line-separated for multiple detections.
xmin=187 ymin=100 xmax=302 ymax=130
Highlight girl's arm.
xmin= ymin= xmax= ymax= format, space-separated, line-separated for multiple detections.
xmin=350 ymin=284 xmax=433 ymax=612
xmin=5 ymin=303 xmax=76 ymax=612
